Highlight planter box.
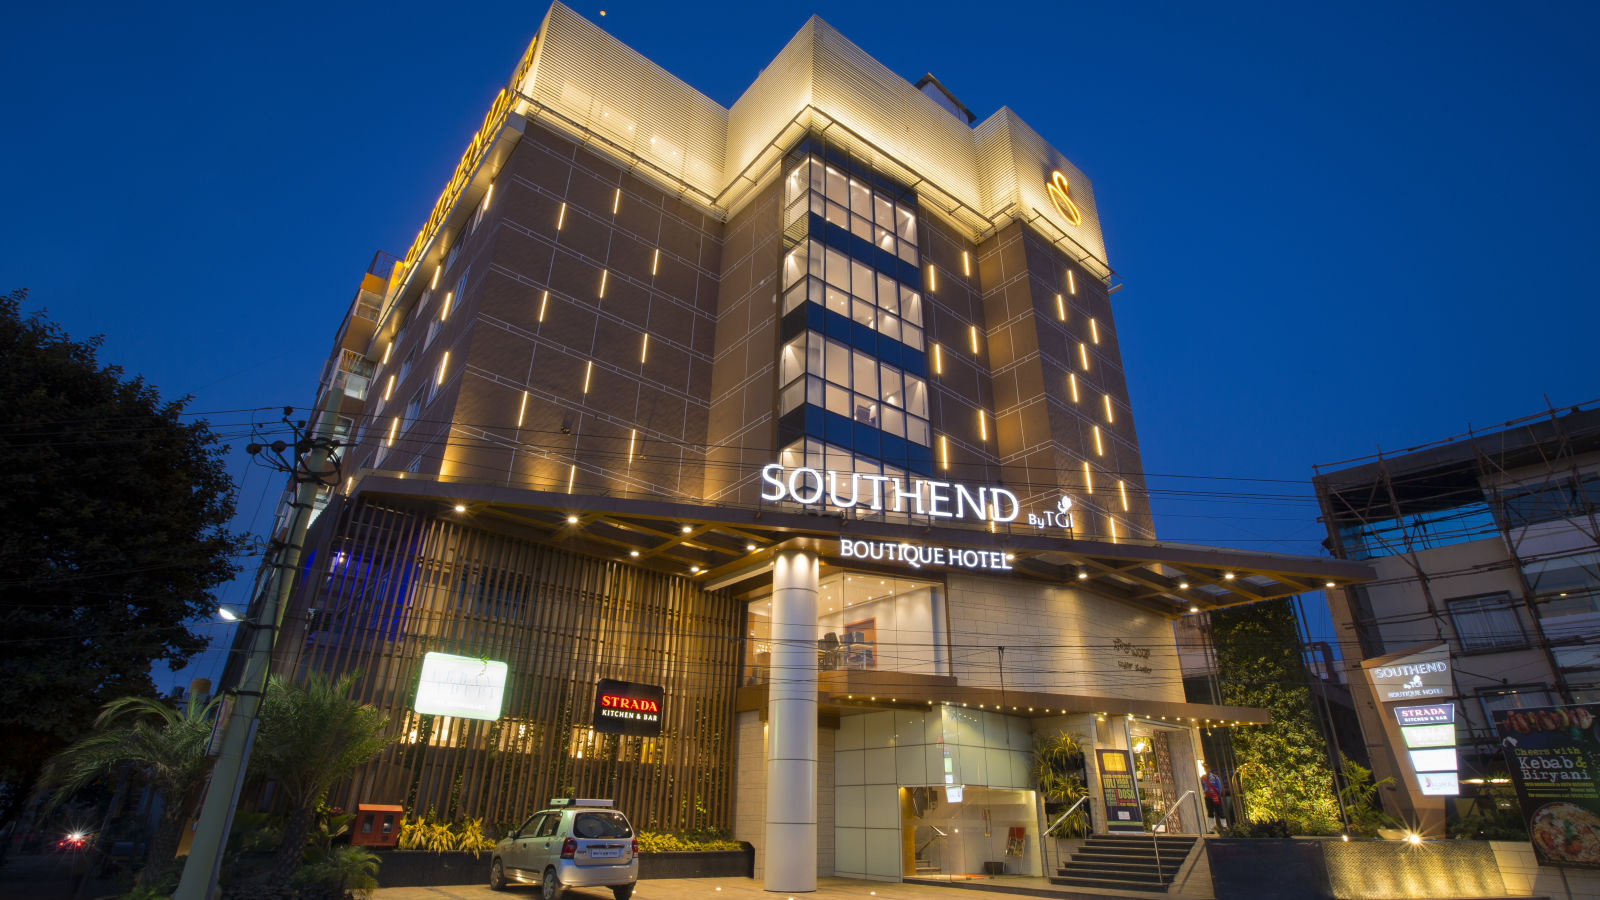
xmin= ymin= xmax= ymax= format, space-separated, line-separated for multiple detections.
xmin=639 ymin=847 xmax=753 ymax=879
xmin=1206 ymin=839 xmax=1331 ymax=900
xmin=375 ymin=850 xmax=492 ymax=887
xmin=375 ymin=846 xmax=754 ymax=887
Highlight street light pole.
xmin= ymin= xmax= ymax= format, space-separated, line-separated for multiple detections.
xmin=173 ymin=396 xmax=342 ymax=900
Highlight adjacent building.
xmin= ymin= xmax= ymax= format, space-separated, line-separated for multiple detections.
xmin=1314 ymin=402 xmax=1600 ymax=834
xmin=255 ymin=4 xmax=1368 ymax=889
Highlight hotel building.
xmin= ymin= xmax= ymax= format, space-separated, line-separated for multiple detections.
xmin=266 ymin=4 xmax=1368 ymax=889
xmin=1314 ymin=402 xmax=1600 ymax=835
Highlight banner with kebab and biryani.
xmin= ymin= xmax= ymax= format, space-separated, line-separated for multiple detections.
xmin=1494 ymin=703 xmax=1600 ymax=868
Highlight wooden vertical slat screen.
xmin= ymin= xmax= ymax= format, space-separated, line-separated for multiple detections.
xmin=287 ymin=499 xmax=743 ymax=832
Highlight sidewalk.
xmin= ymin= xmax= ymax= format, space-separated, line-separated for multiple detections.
xmin=372 ymin=875 xmax=1109 ymax=899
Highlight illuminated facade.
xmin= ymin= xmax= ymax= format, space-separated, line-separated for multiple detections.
xmin=268 ymin=4 xmax=1367 ymax=890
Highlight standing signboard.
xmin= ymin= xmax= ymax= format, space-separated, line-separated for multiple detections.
xmin=1096 ymin=749 xmax=1144 ymax=832
xmin=1493 ymin=703 xmax=1600 ymax=868
xmin=414 ymin=652 xmax=508 ymax=721
xmin=1362 ymin=643 xmax=1460 ymax=796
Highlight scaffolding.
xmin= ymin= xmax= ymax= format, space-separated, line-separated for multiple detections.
xmin=1311 ymin=398 xmax=1600 ymax=753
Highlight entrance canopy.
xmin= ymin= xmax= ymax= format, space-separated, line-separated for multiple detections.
xmin=349 ymin=474 xmax=1372 ymax=618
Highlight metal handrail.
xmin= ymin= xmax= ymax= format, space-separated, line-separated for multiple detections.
xmin=1043 ymin=797 xmax=1088 ymax=875
xmin=1150 ymin=790 xmax=1196 ymax=880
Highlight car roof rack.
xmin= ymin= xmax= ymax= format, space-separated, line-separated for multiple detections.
xmin=549 ymin=797 xmax=615 ymax=808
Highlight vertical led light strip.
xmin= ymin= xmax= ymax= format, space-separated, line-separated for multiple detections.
xmin=386 ymin=417 xmax=399 ymax=446
xmin=640 ymin=333 xmax=649 ymax=364
xmin=431 ymin=266 xmax=441 ymax=290
xmin=932 ymin=343 xmax=943 ymax=375
xmin=1103 ymin=394 xmax=1115 ymax=423
xmin=437 ymin=352 xmax=449 ymax=384
xmin=628 ymin=428 xmax=637 ymax=460
xmin=1078 ymin=343 xmax=1090 ymax=371
xmin=962 ymin=250 xmax=971 ymax=277
xmin=969 ymin=325 xmax=980 ymax=354
xmin=582 ymin=360 xmax=593 ymax=394
xmin=1068 ymin=373 xmax=1079 ymax=403
xmin=556 ymin=202 xmax=567 ymax=231
xmin=567 ymin=464 xmax=576 ymax=493
xmin=1093 ymin=425 xmax=1104 ymax=456
xmin=441 ymin=291 xmax=452 ymax=321
xmin=1067 ymin=270 xmax=1077 ymax=295
xmin=1055 ymin=294 xmax=1066 ymax=322
xmin=384 ymin=375 xmax=394 ymax=401
xmin=481 ymin=182 xmax=494 ymax=210
xmin=612 ymin=188 xmax=621 ymax=215
xmin=1090 ymin=318 xmax=1100 ymax=344
xmin=939 ymin=435 xmax=949 ymax=470
xmin=598 ymin=270 xmax=608 ymax=300
xmin=382 ymin=342 xmax=393 ymax=364
xmin=538 ymin=290 xmax=549 ymax=323
xmin=1118 ymin=480 xmax=1129 ymax=511
xmin=927 ymin=264 xmax=937 ymax=292
xmin=1083 ymin=462 xmax=1094 ymax=494
xmin=651 ymin=248 xmax=660 ymax=276
xmin=517 ymin=391 xmax=528 ymax=428
xmin=977 ymin=411 xmax=987 ymax=442
xmin=1109 ymin=518 xmax=1119 ymax=543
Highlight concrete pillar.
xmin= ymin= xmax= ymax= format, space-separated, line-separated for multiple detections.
xmin=765 ymin=549 xmax=818 ymax=892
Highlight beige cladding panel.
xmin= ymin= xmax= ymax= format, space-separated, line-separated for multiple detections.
xmin=520 ymin=3 xmax=728 ymax=199
xmin=514 ymin=5 xmax=1107 ymax=269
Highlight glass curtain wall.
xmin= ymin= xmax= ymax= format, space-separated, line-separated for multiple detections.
xmin=775 ymin=141 xmax=933 ymax=503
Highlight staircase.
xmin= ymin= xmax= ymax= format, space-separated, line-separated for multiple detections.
xmin=1051 ymin=833 xmax=1198 ymax=892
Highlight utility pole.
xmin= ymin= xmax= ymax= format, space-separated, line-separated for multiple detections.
xmin=173 ymin=395 xmax=342 ymax=900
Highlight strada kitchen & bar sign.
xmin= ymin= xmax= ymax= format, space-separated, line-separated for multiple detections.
xmin=593 ymin=679 xmax=664 ymax=737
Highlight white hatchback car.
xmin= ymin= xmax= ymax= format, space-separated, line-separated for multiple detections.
xmin=490 ymin=798 xmax=638 ymax=899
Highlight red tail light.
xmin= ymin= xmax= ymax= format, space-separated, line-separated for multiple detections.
xmin=631 ymin=838 xmax=638 ymax=855
xmin=560 ymin=837 xmax=577 ymax=859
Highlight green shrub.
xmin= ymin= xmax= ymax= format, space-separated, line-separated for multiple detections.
xmin=634 ymin=832 xmax=743 ymax=852
xmin=294 ymin=844 xmax=380 ymax=899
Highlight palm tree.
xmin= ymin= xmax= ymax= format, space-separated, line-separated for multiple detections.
xmin=249 ymin=671 xmax=393 ymax=889
xmin=37 ymin=693 xmax=218 ymax=885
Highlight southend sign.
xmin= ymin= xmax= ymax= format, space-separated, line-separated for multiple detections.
xmin=593 ymin=679 xmax=664 ymax=737
xmin=760 ymin=463 xmax=1022 ymax=522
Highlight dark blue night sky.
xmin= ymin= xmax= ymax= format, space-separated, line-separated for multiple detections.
xmin=4 ymin=1 xmax=1596 ymax=689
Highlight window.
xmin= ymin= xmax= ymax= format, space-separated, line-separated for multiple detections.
xmin=404 ymin=388 xmax=424 ymax=432
xmin=780 ymin=239 xmax=924 ymax=349
xmin=1478 ymin=685 xmax=1556 ymax=733
xmin=1500 ymin=474 xmax=1600 ymax=528
xmin=1446 ymin=592 xmax=1525 ymax=651
xmin=776 ymin=331 xmax=929 ymax=445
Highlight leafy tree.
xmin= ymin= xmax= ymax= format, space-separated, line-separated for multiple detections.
xmin=37 ymin=694 xmax=219 ymax=884
xmin=249 ymin=672 xmax=393 ymax=889
xmin=1209 ymin=598 xmax=1341 ymax=834
xmin=0 ymin=289 xmax=244 ymax=818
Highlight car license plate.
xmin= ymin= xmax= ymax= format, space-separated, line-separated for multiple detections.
xmin=589 ymin=848 xmax=621 ymax=859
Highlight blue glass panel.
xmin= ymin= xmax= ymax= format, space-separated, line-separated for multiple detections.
xmin=901 ymin=347 xmax=927 ymax=378
xmin=826 ymin=411 xmax=853 ymax=448
xmin=881 ymin=433 xmax=908 ymax=468
xmin=907 ymin=443 xmax=934 ymax=476
xmin=805 ymin=300 xmax=826 ymax=334
xmin=805 ymin=404 xmax=826 ymax=439
xmin=825 ymin=311 xmax=851 ymax=343
xmin=850 ymin=321 xmax=876 ymax=353
xmin=852 ymin=421 xmax=880 ymax=458
xmin=875 ymin=336 xmax=902 ymax=369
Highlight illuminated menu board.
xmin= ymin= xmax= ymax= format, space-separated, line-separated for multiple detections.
xmin=1393 ymin=703 xmax=1459 ymax=796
